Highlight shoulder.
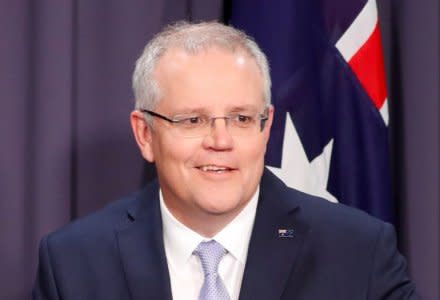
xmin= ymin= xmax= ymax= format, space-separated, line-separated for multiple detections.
xmin=303 ymin=192 xmax=390 ymax=251
xmin=44 ymin=194 xmax=133 ymax=249
xmin=261 ymin=168 xmax=388 ymax=241
xmin=43 ymin=181 xmax=157 ymax=249
xmin=286 ymin=190 xmax=417 ymax=298
xmin=295 ymin=188 xmax=385 ymax=235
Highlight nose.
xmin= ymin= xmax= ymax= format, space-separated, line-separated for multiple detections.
xmin=202 ymin=117 xmax=234 ymax=150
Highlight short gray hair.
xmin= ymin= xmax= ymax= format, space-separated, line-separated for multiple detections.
xmin=132 ymin=21 xmax=271 ymax=112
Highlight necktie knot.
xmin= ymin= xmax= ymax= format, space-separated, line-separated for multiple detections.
xmin=194 ymin=240 xmax=227 ymax=276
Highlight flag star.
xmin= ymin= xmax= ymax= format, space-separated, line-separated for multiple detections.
xmin=268 ymin=112 xmax=338 ymax=203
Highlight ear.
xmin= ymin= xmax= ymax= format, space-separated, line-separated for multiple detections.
xmin=130 ymin=110 xmax=155 ymax=162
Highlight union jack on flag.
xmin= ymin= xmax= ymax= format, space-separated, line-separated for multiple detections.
xmin=230 ymin=0 xmax=393 ymax=223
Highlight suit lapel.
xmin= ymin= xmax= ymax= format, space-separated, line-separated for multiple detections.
xmin=115 ymin=183 xmax=172 ymax=300
xmin=239 ymin=169 xmax=310 ymax=300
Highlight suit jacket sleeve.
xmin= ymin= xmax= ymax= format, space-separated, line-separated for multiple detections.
xmin=368 ymin=223 xmax=419 ymax=300
xmin=32 ymin=236 xmax=60 ymax=300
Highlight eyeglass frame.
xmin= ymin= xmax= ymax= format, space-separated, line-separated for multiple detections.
xmin=139 ymin=108 xmax=270 ymax=138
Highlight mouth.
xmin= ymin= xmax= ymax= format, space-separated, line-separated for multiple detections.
xmin=196 ymin=164 xmax=236 ymax=173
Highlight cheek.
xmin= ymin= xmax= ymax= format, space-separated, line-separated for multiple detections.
xmin=237 ymin=139 xmax=267 ymax=177
xmin=153 ymin=136 xmax=201 ymax=170
xmin=242 ymin=138 xmax=267 ymax=160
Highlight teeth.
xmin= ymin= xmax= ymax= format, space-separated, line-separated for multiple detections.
xmin=199 ymin=165 xmax=229 ymax=172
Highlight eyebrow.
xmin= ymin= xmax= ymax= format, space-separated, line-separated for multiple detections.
xmin=228 ymin=105 xmax=260 ymax=112
xmin=170 ymin=108 xmax=209 ymax=116
xmin=169 ymin=104 xmax=262 ymax=116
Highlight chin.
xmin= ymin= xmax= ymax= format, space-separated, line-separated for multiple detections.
xmin=197 ymin=196 xmax=246 ymax=217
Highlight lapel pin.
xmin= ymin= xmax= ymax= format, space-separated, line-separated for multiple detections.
xmin=278 ymin=228 xmax=295 ymax=238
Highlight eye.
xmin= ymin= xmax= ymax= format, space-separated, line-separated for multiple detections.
xmin=188 ymin=117 xmax=201 ymax=124
xmin=178 ymin=115 xmax=207 ymax=127
xmin=230 ymin=114 xmax=255 ymax=128
xmin=237 ymin=114 xmax=253 ymax=123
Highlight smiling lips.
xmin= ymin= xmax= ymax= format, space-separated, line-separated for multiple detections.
xmin=197 ymin=164 xmax=236 ymax=173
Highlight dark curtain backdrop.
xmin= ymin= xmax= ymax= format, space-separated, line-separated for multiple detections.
xmin=379 ymin=1 xmax=439 ymax=299
xmin=0 ymin=0 xmax=437 ymax=299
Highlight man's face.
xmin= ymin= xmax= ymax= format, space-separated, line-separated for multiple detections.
xmin=132 ymin=47 xmax=273 ymax=235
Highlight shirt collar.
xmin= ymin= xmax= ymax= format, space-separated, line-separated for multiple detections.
xmin=160 ymin=187 xmax=259 ymax=268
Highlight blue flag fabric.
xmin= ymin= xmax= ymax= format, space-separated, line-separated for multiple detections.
xmin=230 ymin=0 xmax=394 ymax=223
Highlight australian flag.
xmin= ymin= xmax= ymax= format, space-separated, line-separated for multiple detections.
xmin=229 ymin=0 xmax=394 ymax=223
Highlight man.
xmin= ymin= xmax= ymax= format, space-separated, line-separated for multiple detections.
xmin=33 ymin=22 xmax=418 ymax=299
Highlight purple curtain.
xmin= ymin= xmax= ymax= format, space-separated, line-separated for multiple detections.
xmin=379 ymin=1 xmax=439 ymax=299
xmin=0 ymin=0 xmax=438 ymax=299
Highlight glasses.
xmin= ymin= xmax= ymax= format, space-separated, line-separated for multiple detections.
xmin=140 ymin=108 xmax=269 ymax=138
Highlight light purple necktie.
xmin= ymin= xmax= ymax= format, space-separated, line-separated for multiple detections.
xmin=194 ymin=240 xmax=231 ymax=300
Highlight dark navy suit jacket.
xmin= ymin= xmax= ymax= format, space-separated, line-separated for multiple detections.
xmin=33 ymin=169 xmax=418 ymax=299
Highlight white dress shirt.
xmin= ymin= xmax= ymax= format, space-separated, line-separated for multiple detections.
xmin=160 ymin=188 xmax=259 ymax=300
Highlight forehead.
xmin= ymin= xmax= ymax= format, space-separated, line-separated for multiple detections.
xmin=154 ymin=46 xmax=265 ymax=112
